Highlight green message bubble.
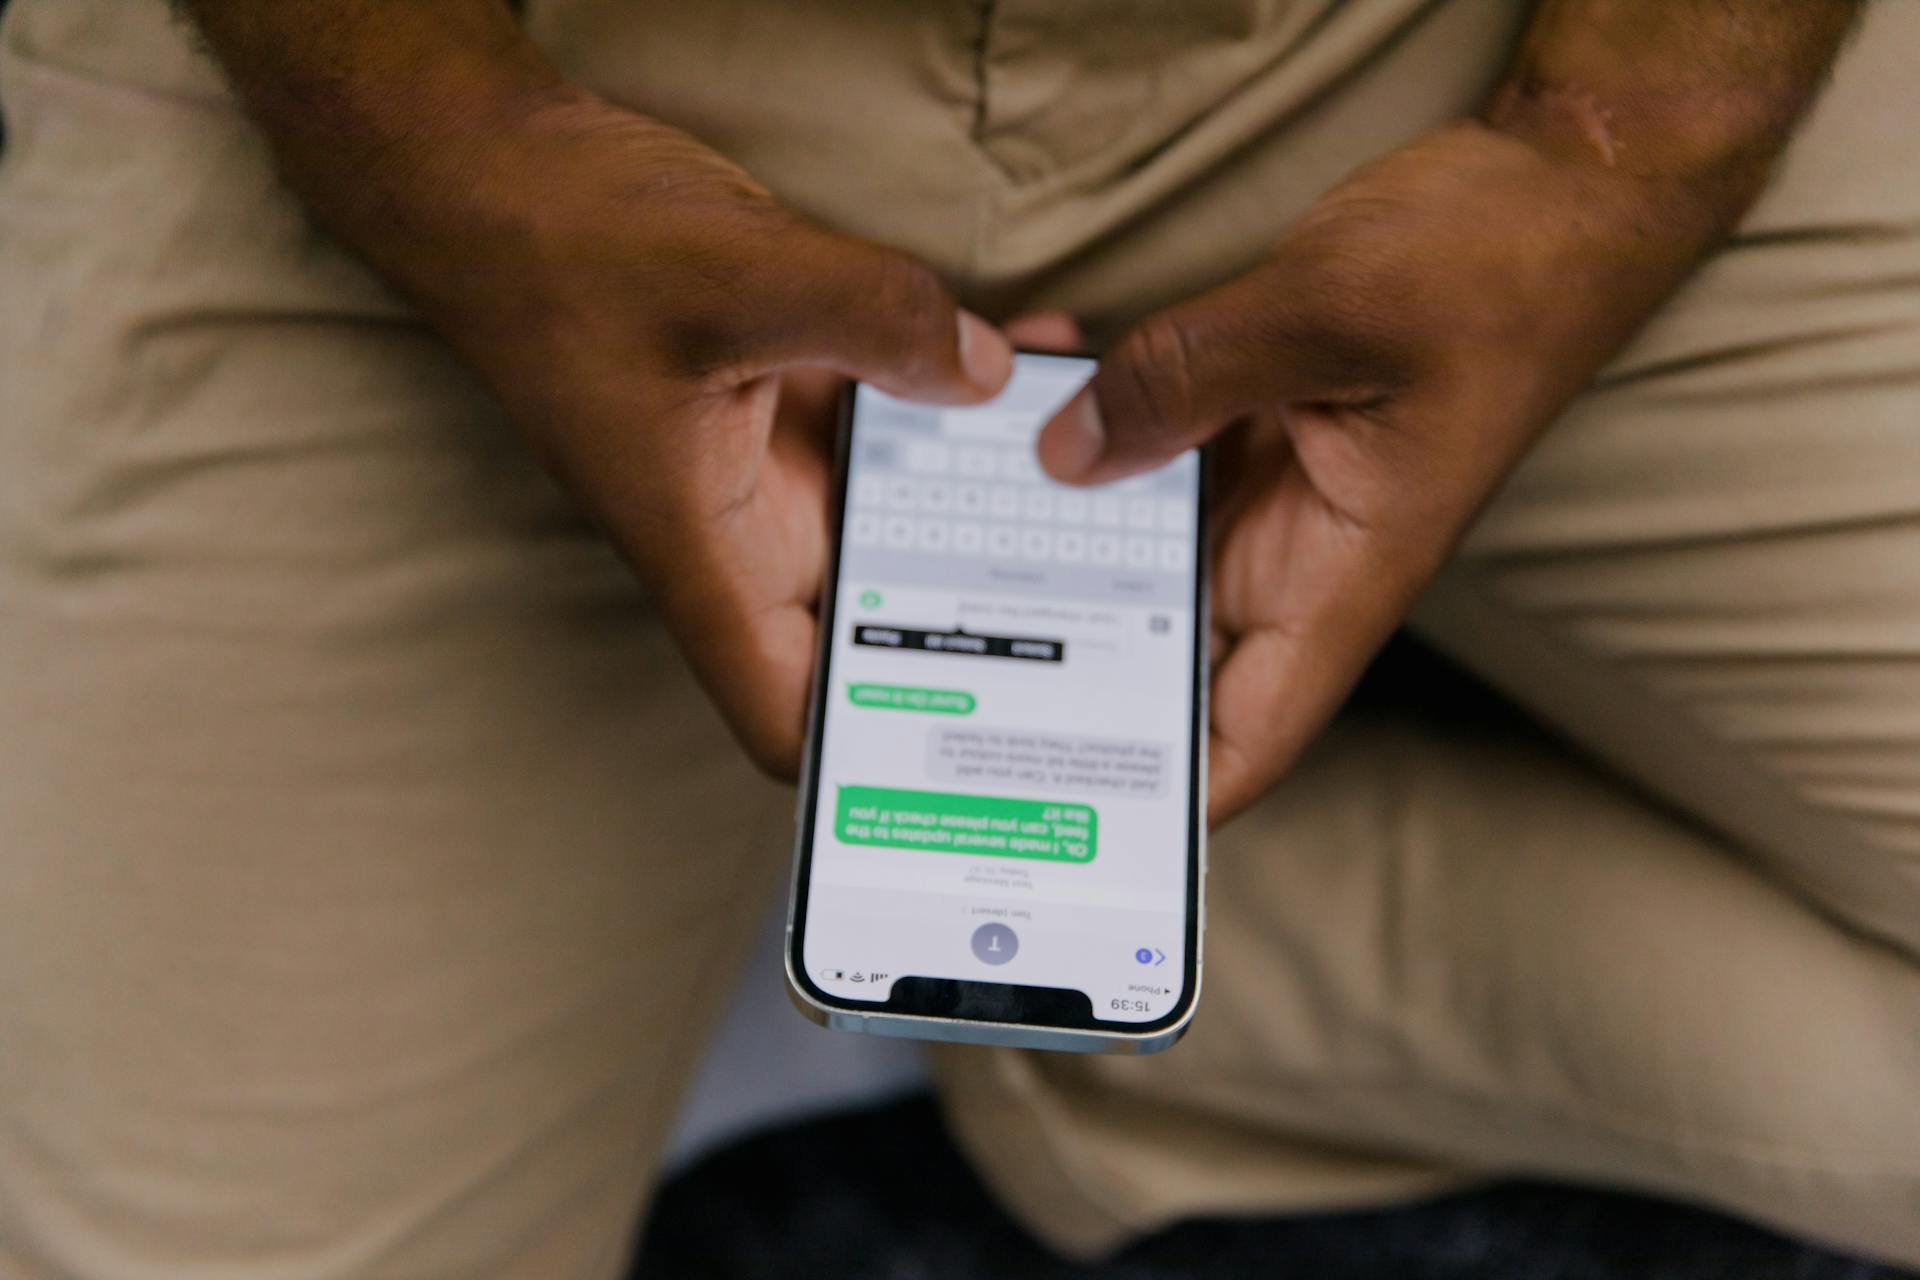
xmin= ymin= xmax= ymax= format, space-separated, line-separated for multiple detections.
xmin=835 ymin=785 xmax=1096 ymax=862
xmin=847 ymin=684 xmax=976 ymax=715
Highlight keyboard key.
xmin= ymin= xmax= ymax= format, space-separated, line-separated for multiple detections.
xmin=883 ymin=515 xmax=916 ymax=549
xmin=952 ymin=522 xmax=985 ymax=554
xmin=921 ymin=479 xmax=953 ymax=513
xmin=915 ymin=519 xmax=951 ymax=552
xmin=1126 ymin=497 xmax=1158 ymax=530
xmin=1056 ymin=530 xmax=1087 ymax=562
xmin=1125 ymin=535 xmax=1156 ymax=569
xmin=987 ymin=527 xmax=1019 ymax=558
xmin=955 ymin=484 xmax=987 ymax=516
xmin=958 ymin=447 xmax=997 ymax=478
xmin=853 ymin=474 xmax=886 ymax=508
xmin=850 ymin=513 xmax=882 ymax=546
xmin=1022 ymin=489 xmax=1055 ymax=522
xmin=1057 ymin=492 xmax=1090 ymax=524
xmin=989 ymin=487 xmax=1020 ymax=519
xmin=1158 ymin=538 xmax=1188 ymax=572
xmin=885 ymin=477 xmax=917 ymax=510
xmin=1000 ymin=450 xmax=1040 ymax=483
xmin=1090 ymin=533 xmax=1122 ymax=566
xmin=1019 ymin=528 xmax=1054 ymax=561
xmin=904 ymin=440 xmax=952 ymax=474
xmin=1092 ymin=494 xmax=1123 ymax=527
xmin=1158 ymin=498 xmax=1190 ymax=532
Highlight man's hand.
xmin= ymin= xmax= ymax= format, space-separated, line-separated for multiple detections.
xmin=1036 ymin=1 xmax=1858 ymax=823
xmin=379 ymin=93 xmax=1011 ymax=777
xmin=177 ymin=4 xmax=1013 ymax=777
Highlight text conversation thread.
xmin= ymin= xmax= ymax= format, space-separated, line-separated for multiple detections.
xmin=803 ymin=355 xmax=1200 ymax=1024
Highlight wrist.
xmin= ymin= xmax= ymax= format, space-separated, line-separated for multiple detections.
xmin=185 ymin=2 xmax=569 ymax=285
xmin=1479 ymin=76 xmax=1768 ymax=241
xmin=264 ymin=74 xmax=572 ymax=268
xmin=1368 ymin=121 xmax=1719 ymax=408
xmin=1480 ymin=1 xmax=1859 ymax=236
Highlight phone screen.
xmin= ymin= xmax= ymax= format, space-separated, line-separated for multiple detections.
xmin=790 ymin=353 xmax=1204 ymax=1041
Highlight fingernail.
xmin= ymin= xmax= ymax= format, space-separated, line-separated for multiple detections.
xmin=957 ymin=310 xmax=1012 ymax=393
xmin=1039 ymin=390 xmax=1105 ymax=482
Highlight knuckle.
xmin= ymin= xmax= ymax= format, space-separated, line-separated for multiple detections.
xmin=733 ymin=721 xmax=794 ymax=782
xmin=1259 ymin=248 xmax=1423 ymax=396
xmin=652 ymin=206 xmax=813 ymax=384
xmin=1112 ymin=313 xmax=1199 ymax=440
xmin=659 ymin=307 xmax=753 ymax=386
xmin=859 ymin=250 xmax=951 ymax=375
xmin=740 ymin=714 xmax=802 ymax=781
xmin=650 ymin=238 xmax=763 ymax=382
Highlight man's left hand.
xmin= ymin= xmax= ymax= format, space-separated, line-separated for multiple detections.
xmin=1036 ymin=121 xmax=1737 ymax=822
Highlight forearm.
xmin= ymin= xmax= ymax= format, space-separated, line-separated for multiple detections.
xmin=176 ymin=1 xmax=567 ymax=287
xmin=1486 ymin=0 xmax=1861 ymax=231
xmin=177 ymin=1 xmax=555 ymax=146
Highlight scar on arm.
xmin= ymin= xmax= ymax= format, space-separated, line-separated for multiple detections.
xmin=1484 ymin=78 xmax=1624 ymax=169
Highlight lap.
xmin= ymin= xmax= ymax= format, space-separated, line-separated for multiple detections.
xmin=940 ymin=1 xmax=1920 ymax=1265
xmin=1422 ymin=2 xmax=1920 ymax=949
xmin=0 ymin=26 xmax=786 ymax=1277
xmin=941 ymin=696 xmax=1920 ymax=1264
xmin=4 ymin=0 xmax=1917 ymax=1272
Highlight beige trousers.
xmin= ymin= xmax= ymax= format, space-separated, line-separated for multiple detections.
xmin=2 ymin=0 xmax=1917 ymax=1275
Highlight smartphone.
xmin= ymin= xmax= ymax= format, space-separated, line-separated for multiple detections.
xmin=785 ymin=351 xmax=1207 ymax=1054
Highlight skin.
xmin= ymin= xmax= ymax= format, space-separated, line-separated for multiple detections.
xmin=178 ymin=0 xmax=1859 ymax=813
xmin=1034 ymin=0 xmax=1863 ymax=821
xmin=176 ymin=1 xmax=1017 ymax=778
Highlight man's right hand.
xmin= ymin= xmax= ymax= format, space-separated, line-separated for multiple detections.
xmin=182 ymin=0 xmax=1018 ymax=777
xmin=346 ymin=88 xmax=1011 ymax=776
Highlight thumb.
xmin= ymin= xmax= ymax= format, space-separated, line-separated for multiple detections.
xmin=1036 ymin=262 xmax=1408 ymax=485
xmin=749 ymin=229 xmax=1014 ymax=405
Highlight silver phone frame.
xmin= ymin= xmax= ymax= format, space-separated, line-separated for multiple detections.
xmin=782 ymin=357 xmax=1209 ymax=1055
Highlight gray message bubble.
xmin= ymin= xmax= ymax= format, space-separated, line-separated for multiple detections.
xmin=928 ymin=725 xmax=1171 ymax=799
